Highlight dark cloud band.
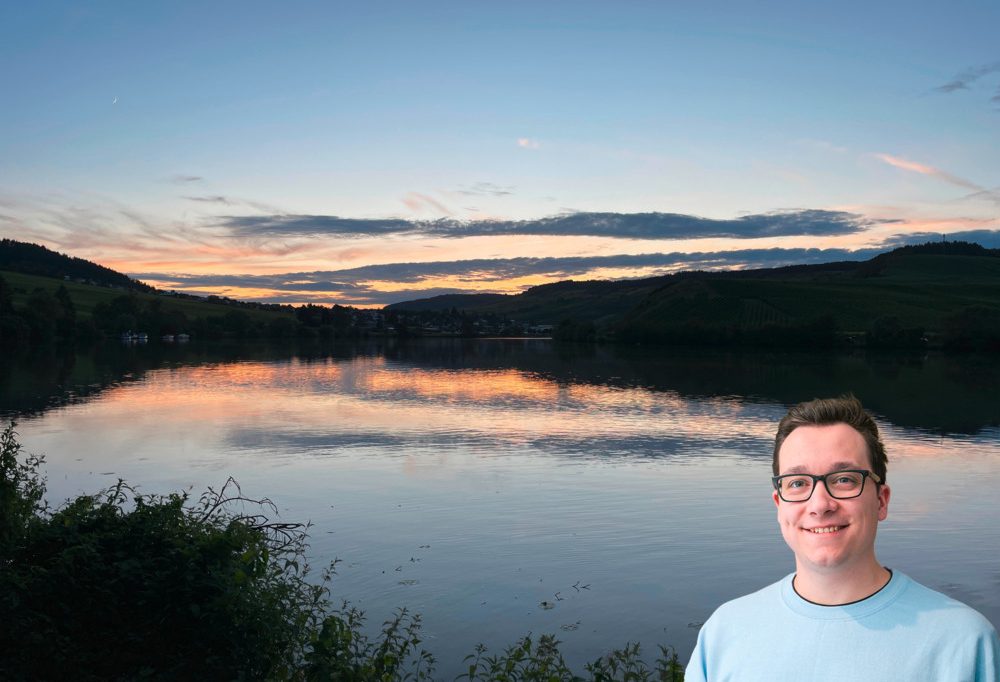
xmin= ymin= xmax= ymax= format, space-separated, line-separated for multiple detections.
xmin=130 ymin=246 xmax=881 ymax=306
xmin=132 ymin=230 xmax=999 ymax=307
xmin=219 ymin=209 xmax=887 ymax=241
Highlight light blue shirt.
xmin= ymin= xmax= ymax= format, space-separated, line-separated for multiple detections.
xmin=686 ymin=571 xmax=1000 ymax=682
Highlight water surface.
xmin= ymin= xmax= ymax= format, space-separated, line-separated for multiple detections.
xmin=4 ymin=339 xmax=999 ymax=676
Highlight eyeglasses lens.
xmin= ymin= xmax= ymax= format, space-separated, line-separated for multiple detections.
xmin=778 ymin=471 xmax=865 ymax=501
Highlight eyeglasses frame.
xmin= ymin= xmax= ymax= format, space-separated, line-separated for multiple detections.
xmin=771 ymin=469 xmax=882 ymax=503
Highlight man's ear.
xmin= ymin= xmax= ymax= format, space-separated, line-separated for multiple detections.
xmin=773 ymin=489 xmax=781 ymax=509
xmin=877 ymin=484 xmax=891 ymax=521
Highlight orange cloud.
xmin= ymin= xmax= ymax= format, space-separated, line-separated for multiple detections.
xmin=401 ymin=192 xmax=454 ymax=216
xmin=874 ymin=153 xmax=982 ymax=191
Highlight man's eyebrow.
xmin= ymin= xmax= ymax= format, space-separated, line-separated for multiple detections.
xmin=779 ymin=461 xmax=861 ymax=475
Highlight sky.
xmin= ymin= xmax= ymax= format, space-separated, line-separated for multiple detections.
xmin=1 ymin=1 xmax=998 ymax=307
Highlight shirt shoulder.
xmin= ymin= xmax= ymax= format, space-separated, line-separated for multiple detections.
xmin=895 ymin=573 xmax=999 ymax=635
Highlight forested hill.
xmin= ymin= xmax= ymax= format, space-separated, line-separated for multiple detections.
xmin=0 ymin=239 xmax=154 ymax=292
xmin=387 ymin=240 xmax=1000 ymax=346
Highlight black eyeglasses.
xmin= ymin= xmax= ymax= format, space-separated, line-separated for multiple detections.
xmin=772 ymin=469 xmax=881 ymax=502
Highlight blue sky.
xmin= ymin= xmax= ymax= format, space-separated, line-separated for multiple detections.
xmin=1 ymin=1 xmax=998 ymax=305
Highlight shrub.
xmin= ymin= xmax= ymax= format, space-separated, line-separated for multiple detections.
xmin=0 ymin=423 xmax=435 ymax=680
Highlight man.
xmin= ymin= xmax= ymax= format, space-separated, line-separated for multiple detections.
xmin=686 ymin=396 xmax=999 ymax=681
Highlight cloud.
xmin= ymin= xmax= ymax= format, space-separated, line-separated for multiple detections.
xmin=874 ymin=153 xmax=983 ymax=192
xmin=220 ymin=209 xmax=885 ymax=241
xmin=517 ymin=137 xmax=540 ymax=149
xmin=221 ymin=214 xmax=416 ymax=238
xmin=457 ymin=182 xmax=515 ymax=197
xmin=935 ymin=61 xmax=1000 ymax=93
xmin=962 ymin=188 xmax=1000 ymax=206
xmin=168 ymin=174 xmax=203 ymax=184
xmin=184 ymin=195 xmax=232 ymax=204
xmin=401 ymin=192 xmax=454 ymax=216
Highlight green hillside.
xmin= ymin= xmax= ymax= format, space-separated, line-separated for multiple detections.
xmin=0 ymin=238 xmax=152 ymax=292
xmin=390 ymin=241 xmax=1000 ymax=347
xmin=615 ymin=249 xmax=1000 ymax=344
xmin=0 ymin=269 xmax=291 ymax=325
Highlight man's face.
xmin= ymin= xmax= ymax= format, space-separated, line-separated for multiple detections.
xmin=773 ymin=423 xmax=890 ymax=576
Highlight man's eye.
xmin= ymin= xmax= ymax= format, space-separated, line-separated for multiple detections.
xmin=831 ymin=473 xmax=862 ymax=487
xmin=786 ymin=478 xmax=809 ymax=489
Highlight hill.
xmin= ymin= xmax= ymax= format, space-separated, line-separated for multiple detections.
xmin=0 ymin=239 xmax=154 ymax=292
xmin=615 ymin=242 xmax=1000 ymax=344
xmin=386 ymin=292 xmax=510 ymax=312
xmin=389 ymin=241 xmax=1000 ymax=347
xmin=0 ymin=239 xmax=312 ymax=346
xmin=0 ymin=269 xmax=291 ymax=325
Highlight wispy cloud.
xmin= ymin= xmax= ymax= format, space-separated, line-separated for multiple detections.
xmin=220 ymin=209 xmax=886 ymax=241
xmin=517 ymin=137 xmax=540 ymax=150
xmin=934 ymin=61 xmax=1000 ymax=108
xmin=874 ymin=153 xmax=983 ymax=192
xmin=184 ymin=195 xmax=233 ymax=204
xmin=401 ymin=192 xmax=454 ymax=216
xmin=168 ymin=174 xmax=203 ymax=184
xmin=962 ymin=188 xmax=1000 ymax=206
xmin=935 ymin=61 xmax=1000 ymax=93
xmin=456 ymin=182 xmax=515 ymax=197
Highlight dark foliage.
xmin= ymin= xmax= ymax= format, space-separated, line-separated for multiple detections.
xmin=943 ymin=306 xmax=1000 ymax=352
xmin=0 ymin=423 xmax=435 ymax=680
xmin=616 ymin=316 xmax=838 ymax=349
xmin=866 ymin=316 xmax=925 ymax=349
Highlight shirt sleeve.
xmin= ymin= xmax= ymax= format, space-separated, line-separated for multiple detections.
xmin=977 ymin=624 xmax=1000 ymax=682
xmin=684 ymin=623 xmax=709 ymax=682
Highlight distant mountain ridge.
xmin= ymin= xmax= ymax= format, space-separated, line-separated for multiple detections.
xmin=0 ymin=239 xmax=154 ymax=292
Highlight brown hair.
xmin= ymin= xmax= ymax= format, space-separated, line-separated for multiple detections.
xmin=772 ymin=395 xmax=887 ymax=483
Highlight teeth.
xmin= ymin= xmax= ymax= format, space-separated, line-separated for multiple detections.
xmin=808 ymin=526 xmax=842 ymax=533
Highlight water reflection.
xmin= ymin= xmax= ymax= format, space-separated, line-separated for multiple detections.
xmin=3 ymin=339 xmax=999 ymax=434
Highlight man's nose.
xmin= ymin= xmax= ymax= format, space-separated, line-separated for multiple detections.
xmin=807 ymin=480 xmax=839 ymax=512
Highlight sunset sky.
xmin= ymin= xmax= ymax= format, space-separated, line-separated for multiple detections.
xmin=2 ymin=1 xmax=998 ymax=307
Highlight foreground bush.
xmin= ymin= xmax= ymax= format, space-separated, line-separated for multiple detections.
xmin=0 ymin=424 xmax=682 ymax=681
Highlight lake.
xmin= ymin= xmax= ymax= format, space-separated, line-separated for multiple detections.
xmin=3 ymin=338 xmax=999 ymax=677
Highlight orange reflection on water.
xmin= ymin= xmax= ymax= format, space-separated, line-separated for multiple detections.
xmin=73 ymin=359 xmax=781 ymax=450
xmin=85 ymin=361 xmax=1000 ymax=464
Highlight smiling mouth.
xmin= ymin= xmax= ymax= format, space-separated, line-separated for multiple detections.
xmin=806 ymin=525 xmax=845 ymax=534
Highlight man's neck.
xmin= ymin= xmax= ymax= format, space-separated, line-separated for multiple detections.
xmin=792 ymin=561 xmax=891 ymax=606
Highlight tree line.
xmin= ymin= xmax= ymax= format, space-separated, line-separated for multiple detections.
xmin=0 ymin=277 xmax=378 ymax=350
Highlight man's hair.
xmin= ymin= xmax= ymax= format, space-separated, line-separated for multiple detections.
xmin=772 ymin=395 xmax=887 ymax=483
